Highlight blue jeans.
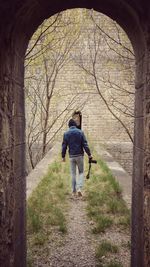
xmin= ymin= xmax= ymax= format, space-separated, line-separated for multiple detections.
xmin=70 ymin=156 xmax=84 ymax=192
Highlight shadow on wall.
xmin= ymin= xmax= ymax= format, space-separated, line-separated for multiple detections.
xmin=99 ymin=141 xmax=133 ymax=175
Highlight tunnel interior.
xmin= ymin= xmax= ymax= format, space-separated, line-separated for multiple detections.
xmin=0 ymin=1 xmax=149 ymax=267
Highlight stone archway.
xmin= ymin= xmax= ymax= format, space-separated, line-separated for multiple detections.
xmin=0 ymin=1 xmax=149 ymax=267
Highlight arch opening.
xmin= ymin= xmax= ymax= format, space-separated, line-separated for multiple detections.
xmin=0 ymin=1 xmax=148 ymax=267
xmin=25 ymin=7 xmax=134 ymax=267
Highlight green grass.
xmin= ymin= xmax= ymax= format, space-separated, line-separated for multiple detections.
xmin=27 ymin=159 xmax=71 ymax=266
xmin=92 ymin=215 xmax=113 ymax=233
xmin=107 ymin=198 xmax=129 ymax=214
xmin=85 ymin=153 xmax=130 ymax=233
xmin=85 ymin=152 xmax=130 ymax=267
xmin=27 ymin=150 xmax=130 ymax=267
xmin=117 ymin=212 xmax=131 ymax=228
xmin=27 ymin=161 xmax=70 ymax=234
xmin=96 ymin=241 xmax=119 ymax=259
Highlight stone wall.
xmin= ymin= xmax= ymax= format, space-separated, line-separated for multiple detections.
xmin=25 ymin=9 xmax=135 ymax=174
xmin=0 ymin=1 xmax=149 ymax=266
xmin=102 ymin=142 xmax=133 ymax=175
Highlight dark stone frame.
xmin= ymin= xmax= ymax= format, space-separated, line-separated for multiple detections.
xmin=0 ymin=1 xmax=149 ymax=266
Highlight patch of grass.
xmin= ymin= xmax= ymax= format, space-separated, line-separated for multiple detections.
xmin=27 ymin=159 xmax=71 ymax=265
xmin=87 ymin=206 xmax=98 ymax=217
xmin=92 ymin=215 xmax=113 ymax=233
xmin=27 ymin=207 xmax=43 ymax=233
xmin=109 ymin=178 xmax=122 ymax=196
xmin=27 ymin=161 xmax=69 ymax=234
xmin=45 ymin=206 xmax=66 ymax=227
xmin=117 ymin=213 xmax=131 ymax=228
xmin=97 ymin=158 xmax=110 ymax=174
xmin=50 ymin=161 xmax=60 ymax=173
xmin=92 ymin=156 xmax=122 ymax=194
xmin=27 ymin=252 xmax=33 ymax=267
xmin=59 ymin=221 xmax=67 ymax=233
xmin=107 ymin=198 xmax=128 ymax=215
xmin=87 ymin=191 xmax=107 ymax=207
xmin=96 ymin=241 xmax=119 ymax=259
xmin=85 ymin=153 xmax=130 ymax=230
xmin=32 ymin=232 xmax=48 ymax=246
xmin=85 ymin=152 xmax=130 ymax=266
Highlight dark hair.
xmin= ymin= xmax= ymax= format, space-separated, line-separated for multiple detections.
xmin=68 ymin=119 xmax=77 ymax=128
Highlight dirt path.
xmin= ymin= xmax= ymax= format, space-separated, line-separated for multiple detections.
xmin=49 ymin=196 xmax=97 ymax=267
xmin=47 ymin=196 xmax=130 ymax=267
xmin=30 ymin=194 xmax=130 ymax=267
xmin=27 ymin=145 xmax=131 ymax=266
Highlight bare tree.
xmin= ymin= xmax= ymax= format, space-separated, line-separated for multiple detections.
xmin=71 ymin=10 xmax=135 ymax=142
xmin=25 ymin=9 xmax=135 ymax=170
xmin=25 ymin=11 xmax=89 ymax=170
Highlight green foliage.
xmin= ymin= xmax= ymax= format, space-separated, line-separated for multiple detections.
xmin=96 ymin=241 xmax=119 ymax=259
xmin=85 ymin=154 xmax=129 ymax=231
xmin=107 ymin=198 xmax=128 ymax=214
xmin=27 ymin=152 xmax=130 ymax=266
xmin=117 ymin=213 xmax=131 ymax=228
xmin=27 ymin=159 xmax=70 ymax=264
xmin=85 ymin=153 xmax=130 ymax=267
xmin=59 ymin=221 xmax=67 ymax=233
xmin=87 ymin=191 xmax=107 ymax=207
xmin=27 ymin=207 xmax=43 ymax=233
xmin=50 ymin=161 xmax=60 ymax=173
xmin=25 ymin=10 xmax=85 ymax=168
xmin=32 ymin=232 xmax=48 ymax=246
xmin=97 ymin=158 xmax=110 ymax=174
xmin=27 ymin=251 xmax=33 ymax=267
xmin=27 ymin=161 xmax=69 ymax=234
xmin=92 ymin=215 xmax=113 ymax=233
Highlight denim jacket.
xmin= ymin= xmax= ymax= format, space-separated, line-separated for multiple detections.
xmin=62 ymin=126 xmax=91 ymax=158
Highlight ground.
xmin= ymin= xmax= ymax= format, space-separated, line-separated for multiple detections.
xmin=27 ymin=149 xmax=131 ymax=267
xmin=28 ymin=195 xmax=130 ymax=267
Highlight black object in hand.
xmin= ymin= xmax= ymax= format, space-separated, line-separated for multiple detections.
xmin=89 ymin=158 xmax=97 ymax=164
xmin=86 ymin=158 xmax=97 ymax=179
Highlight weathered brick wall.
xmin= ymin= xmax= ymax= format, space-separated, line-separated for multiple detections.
xmin=102 ymin=142 xmax=133 ymax=175
xmin=26 ymin=9 xmax=135 ymax=174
